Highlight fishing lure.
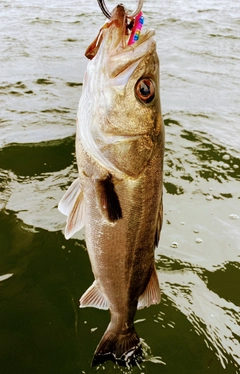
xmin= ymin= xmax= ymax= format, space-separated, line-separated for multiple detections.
xmin=128 ymin=11 xmax=144 ymax=45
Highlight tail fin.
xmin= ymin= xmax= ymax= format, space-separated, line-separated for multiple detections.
xmin=92 ymin=328 xmax=142 ymax=367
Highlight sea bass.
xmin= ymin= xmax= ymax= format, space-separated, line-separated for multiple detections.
xmin=59 ymin=2 xmax=164 ymax=366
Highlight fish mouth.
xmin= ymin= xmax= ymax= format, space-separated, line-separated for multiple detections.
xmin=107 ymin=3 xmax=155 ymax=56
xmin=108 ymin=29 xmax=156 ymax=82
xmin=85 ymin=4 xmax=156 ymax=81
xmin=115 ymin=28 xmax=156 ymax=55
xmin=95 ymin=3 xmax=156 ymax=81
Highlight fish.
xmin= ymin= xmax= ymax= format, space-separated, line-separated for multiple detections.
xmin=58 ymin=2 xmax=165 ymax=367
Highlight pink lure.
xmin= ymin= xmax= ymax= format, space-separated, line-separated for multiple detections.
xmin=128 ymin=11 xmax=144 ymax=46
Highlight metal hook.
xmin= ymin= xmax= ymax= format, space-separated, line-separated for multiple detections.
xmin=97 ymin=0 xmax=144 ymax=19
xmin=97 ymin=0 xmax=111 ymax=19
xmin=127 ymin=0 xmax=144 ymax=18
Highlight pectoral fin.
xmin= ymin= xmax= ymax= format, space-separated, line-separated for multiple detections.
xmin=96 ymin=174 xmax=122 ymax=222
xmin=137 ymin=267 xmax=161 ymax=309
xmin=58 ymin=178 xmax=85 ymax=239
xmin=80 ymin=281 xmax=109 ymax=310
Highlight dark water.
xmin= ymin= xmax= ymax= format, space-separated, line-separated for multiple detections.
xmin=0 ymin=0 xmax=240 ymax=373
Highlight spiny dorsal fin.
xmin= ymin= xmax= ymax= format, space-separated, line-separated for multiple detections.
xmin=58 ymin=178 xmax=85 ymax=239
xmin=80 ymin=281 xmax=108 ymax=310
xmin=137 ymin=266 xmax=161 ymax=309
xmin=96 ymin=174 xmax=122 ymax=222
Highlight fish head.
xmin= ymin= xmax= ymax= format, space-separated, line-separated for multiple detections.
xmin=78 ymin=4 xmax=163 ymax=175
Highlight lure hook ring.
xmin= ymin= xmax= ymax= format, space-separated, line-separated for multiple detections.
xmin=97 ymin=0 xmax=144 ymax=19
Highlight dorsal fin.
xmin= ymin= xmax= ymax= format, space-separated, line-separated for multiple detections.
xmin=96 ymin=174 xmax=122 ymax=222
xmin=154 ymin=196 xmax=163 ymax=247
xmin=137 ymin=266 xmax=161 ymax=309
xmin=58 ymin=178 xmax=85 ymax=239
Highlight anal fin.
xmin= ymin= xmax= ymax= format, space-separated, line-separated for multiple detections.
xmin=80 ymin=281 xmax=108 ymax=310
xmin=137 ymin=266 xmax=161 ymax=309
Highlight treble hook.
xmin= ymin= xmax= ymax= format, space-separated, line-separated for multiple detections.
xmin=97 ymin=0 xmax=144 ymax=19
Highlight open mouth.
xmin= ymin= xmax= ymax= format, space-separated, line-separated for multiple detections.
xmin=108 ymin=3 xmax=155 ymax=52
xmin=85 ymin=2 xmax=154 ymax=61
xmin=108 ymin=28 xmax=156 ymax=80
xmin=122 ymin=28 xmax=156 ymax=52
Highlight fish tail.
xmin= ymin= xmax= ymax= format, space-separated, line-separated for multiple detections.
xmin=92 ymin=327 xmax=142 ymax=367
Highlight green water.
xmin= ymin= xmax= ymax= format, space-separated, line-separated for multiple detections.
xmin=0 ymin=124 xmax=239 ymax=373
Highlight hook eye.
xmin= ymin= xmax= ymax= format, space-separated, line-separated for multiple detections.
xmin=97 ymin=0 xmax=144 ymax=19
xmin=97 ymin=0 xmax=111 ymax=19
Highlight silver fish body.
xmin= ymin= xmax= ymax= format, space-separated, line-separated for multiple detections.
xmin=59 ymin=4 xmax=164 ymax=366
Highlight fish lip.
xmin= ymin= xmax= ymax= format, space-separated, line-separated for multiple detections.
xmin=111 ymin=28 xmax=156 ymax=64
xmin=115 ymin=28 xmax=156 ymax=56
xmin=129 ymin=28 xmax=156 ymax=48
xmin=108 ymin=29 xmax=156 ymax=81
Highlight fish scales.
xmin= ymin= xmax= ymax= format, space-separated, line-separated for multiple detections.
xmin=59 ymin=3 xmax=164 ymax=367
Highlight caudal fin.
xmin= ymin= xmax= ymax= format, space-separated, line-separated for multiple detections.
xmin=92 ymin=328 xmax=142 ymax=367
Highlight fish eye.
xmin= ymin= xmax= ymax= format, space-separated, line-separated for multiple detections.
xmin=135 ymin=78 xmax=155 ymax=104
